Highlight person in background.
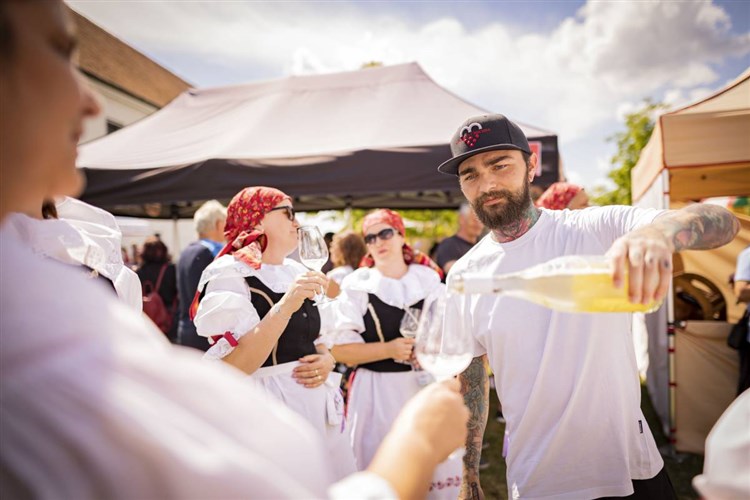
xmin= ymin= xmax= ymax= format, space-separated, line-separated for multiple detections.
xmin=0 ymin=2 xmax=468 ymax=498
xmin=732 ymin=245 xmax=750 ymax=394
xmin=326 ymin=229 xmax=367 ymax=297
xmin=435 ymin=202 xmax=484 ymax=275
xmin=536 ymin=181 xmax=590 ymax=210
xmin=176 ymin=200 xmax=226 ymax=351
xmin=137 ymin=237 xmax=178 ymax=340
xmin=437 ymin=113 xmax=738 ymax=499
xmin=321 ymin=231 xmax=335 ymax=273
xmin=326 ymin=209 xmax=462 ymax=498
xmin=193 ymin=186 xmax=357 ymax=480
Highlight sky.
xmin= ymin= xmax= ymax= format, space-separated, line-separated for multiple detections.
xmin=68 ymin=0 xmax=750 ymax=193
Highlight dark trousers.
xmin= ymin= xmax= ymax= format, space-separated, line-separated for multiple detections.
xmin=596 ymin=467 xmax=676 ymax=500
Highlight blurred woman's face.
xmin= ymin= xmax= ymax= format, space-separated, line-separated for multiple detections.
xmin=364 ymin=222 xmax=404 ymax=266
xmin=261 ymin=202 xmax=299 ymax=256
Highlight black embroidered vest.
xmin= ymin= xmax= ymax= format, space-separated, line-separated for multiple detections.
xmin=359 ymin=294 xmax=423 ymax=373
xmin=244 ymin=276 xmax=319 ymax=367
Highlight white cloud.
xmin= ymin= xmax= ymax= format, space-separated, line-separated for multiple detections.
xmin=67 ymin=0 xmax=749 ymax=187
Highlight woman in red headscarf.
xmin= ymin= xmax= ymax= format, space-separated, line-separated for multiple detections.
xmin=536 ymin=182 xmax=590 ymax=210
xmin=193 ymin=186 xmax=356 ymax=479
xmin=325 ymin=209 xmax=461 ymax=497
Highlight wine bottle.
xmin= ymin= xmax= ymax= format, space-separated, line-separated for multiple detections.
xmin=449 ymin=255 xmax=662 ymax=313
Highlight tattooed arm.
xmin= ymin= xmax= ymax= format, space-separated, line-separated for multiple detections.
xmin=607 ymin=204 xmax=739 ymax=306
xmin=458 ymin=355 xmax=489 ymax=500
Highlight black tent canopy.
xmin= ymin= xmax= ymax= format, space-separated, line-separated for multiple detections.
xmin=78 ymin=63 xmax=560 ymax=217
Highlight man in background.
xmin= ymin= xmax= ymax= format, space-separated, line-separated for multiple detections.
xmin=176 ymin=200 xmax=226 ymax=351
xmin=435 ymin=202 xmax=484 ymax=275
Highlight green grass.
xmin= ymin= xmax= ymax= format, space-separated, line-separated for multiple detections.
xmin=479 ymin=386 xmax=704 ymax=499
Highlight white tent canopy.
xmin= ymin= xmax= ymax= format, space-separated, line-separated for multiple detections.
xmin=77 ymin=63 xmax=560 ymax=217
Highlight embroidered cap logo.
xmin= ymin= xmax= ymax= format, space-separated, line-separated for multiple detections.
xmin=458 ymin=122 xmax=490 ymax=148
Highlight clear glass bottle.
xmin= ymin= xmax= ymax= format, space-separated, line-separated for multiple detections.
xmin=449 ymin=255 xmax=662 ymax=313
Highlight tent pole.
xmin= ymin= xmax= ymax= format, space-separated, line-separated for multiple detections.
xmin=663 ymin=169 xmax=678 ymax=453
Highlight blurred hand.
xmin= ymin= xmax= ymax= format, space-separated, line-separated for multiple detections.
xmin=388 ymin=337 xmax=415 ymax=362
xmin=391 ymin=379 xmax=469 ymax=462
xmin=293 ymin=352 xmax=335 ymax=388
xmin=606 ymin=226 xmax=673 ymax=305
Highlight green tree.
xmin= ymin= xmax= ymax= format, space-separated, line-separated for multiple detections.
xmin=593 ymin=99 xmax=666 ymax=206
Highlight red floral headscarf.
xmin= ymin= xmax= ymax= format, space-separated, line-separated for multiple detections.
xmin=536 ymin=182 xmax=583 ymax=210
xmin=216 ymin=186 xmax=291 ymax=268
xmin=359 ymin=209 xmax=444 ymax=280
xmin=190 ymin=186 xmax=290 ymax=321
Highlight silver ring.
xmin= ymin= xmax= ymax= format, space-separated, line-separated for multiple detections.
xmin=317 ymin=375 xmax=322 ymax=381
xmin=314 ymin=369 xmax=319 ymax=376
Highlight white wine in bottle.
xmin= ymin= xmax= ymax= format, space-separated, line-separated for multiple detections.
xmin=450 ymin=255 xmax=662 ymax=313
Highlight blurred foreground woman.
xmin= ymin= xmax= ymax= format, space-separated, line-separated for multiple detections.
xmin=0 ymin=2 xmax=468 ymax=498
xmin=193 ymin=186 xmax=357 ymax=479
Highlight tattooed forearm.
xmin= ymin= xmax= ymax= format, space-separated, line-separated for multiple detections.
xmin=656 ymin=204 xmax=739 ymax=252
xmin=458 ymin=355 xmax=489 ymax=499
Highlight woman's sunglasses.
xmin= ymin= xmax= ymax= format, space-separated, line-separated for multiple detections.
xmin=364 ymin=227 xmax=396 ymax=245
xmin=269 ymin=205 xmax=296 ymax=221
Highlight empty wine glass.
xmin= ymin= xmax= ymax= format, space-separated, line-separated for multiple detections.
xmin=399 ymin=307 xmax=421 ymax=339
xmin=297 ymin=225 xmax=333 ymax=305
xmin=395 ymin=307 xmax=422 ymax=366
xmin=414 ymin=290 xmax=473 ymax=459
xmin=414 ymin=291 xmax=473 ymax=382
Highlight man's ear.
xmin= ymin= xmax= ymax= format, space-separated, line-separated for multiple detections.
xmin=527 ymin=152 xmax=539 ymax=182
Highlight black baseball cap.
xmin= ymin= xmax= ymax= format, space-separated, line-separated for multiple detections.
xmin=437 ymin=114 xmax=531 ymax=175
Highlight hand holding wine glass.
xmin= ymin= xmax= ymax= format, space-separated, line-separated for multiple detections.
xmin=297 ymin=226 xmax=333 ymax=305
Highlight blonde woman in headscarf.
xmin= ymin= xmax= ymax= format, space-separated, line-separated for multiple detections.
xmin=192 ymin=186 xmax=356 ymax=480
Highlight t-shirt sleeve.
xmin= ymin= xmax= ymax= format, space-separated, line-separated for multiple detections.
xmin=444 ymin=292 xmax=486 ymax=357
xmin=580 ymin=206 xmax=665 ymax=250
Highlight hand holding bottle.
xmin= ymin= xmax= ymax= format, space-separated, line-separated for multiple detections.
xmin=606 ymin=226 xmax=673 ymax=306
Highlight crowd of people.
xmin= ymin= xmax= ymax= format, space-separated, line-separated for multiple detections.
xmin=1 ymin=2 xmax=747 ymax=499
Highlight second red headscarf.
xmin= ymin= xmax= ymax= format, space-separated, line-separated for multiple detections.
xmin=536 ymin=182 xmax=583 ymax=210
xmin=359 ymin=208 xmax=444 ymax=280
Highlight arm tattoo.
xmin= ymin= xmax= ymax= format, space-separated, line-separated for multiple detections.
xmin=459 ymin=355 xmax=489 ymax=495
xmin=658 ymin=204 xmax=739 ymax=252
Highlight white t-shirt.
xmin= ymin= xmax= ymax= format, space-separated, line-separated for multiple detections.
xmin=447 ymin=206 xmax=665 ymax=500
xmin=0 ymin=226 xmax=392 ymax=499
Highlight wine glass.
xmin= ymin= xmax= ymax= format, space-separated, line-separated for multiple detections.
xmin=414 ymin=291 xmax=473 ymax=382
xmin=399 ymin=307 xmax=421 ymax=339
xmin=414 ymin=290 xmax=473 ymax=459
xmin=396 ymin=307 xmax=422 ymax=366
xmin=297 ymin=226 xmax=333 ymax=305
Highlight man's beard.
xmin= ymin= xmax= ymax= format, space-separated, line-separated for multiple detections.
xmin=471 ymin=181 xmax=532 ymax=230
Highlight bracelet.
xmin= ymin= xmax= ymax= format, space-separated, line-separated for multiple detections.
xmin=272 ymin=303 xmax=292 ymax=321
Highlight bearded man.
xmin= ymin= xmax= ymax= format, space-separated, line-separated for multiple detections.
xmin=438 ymin=114 xmax=739 ymax=500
